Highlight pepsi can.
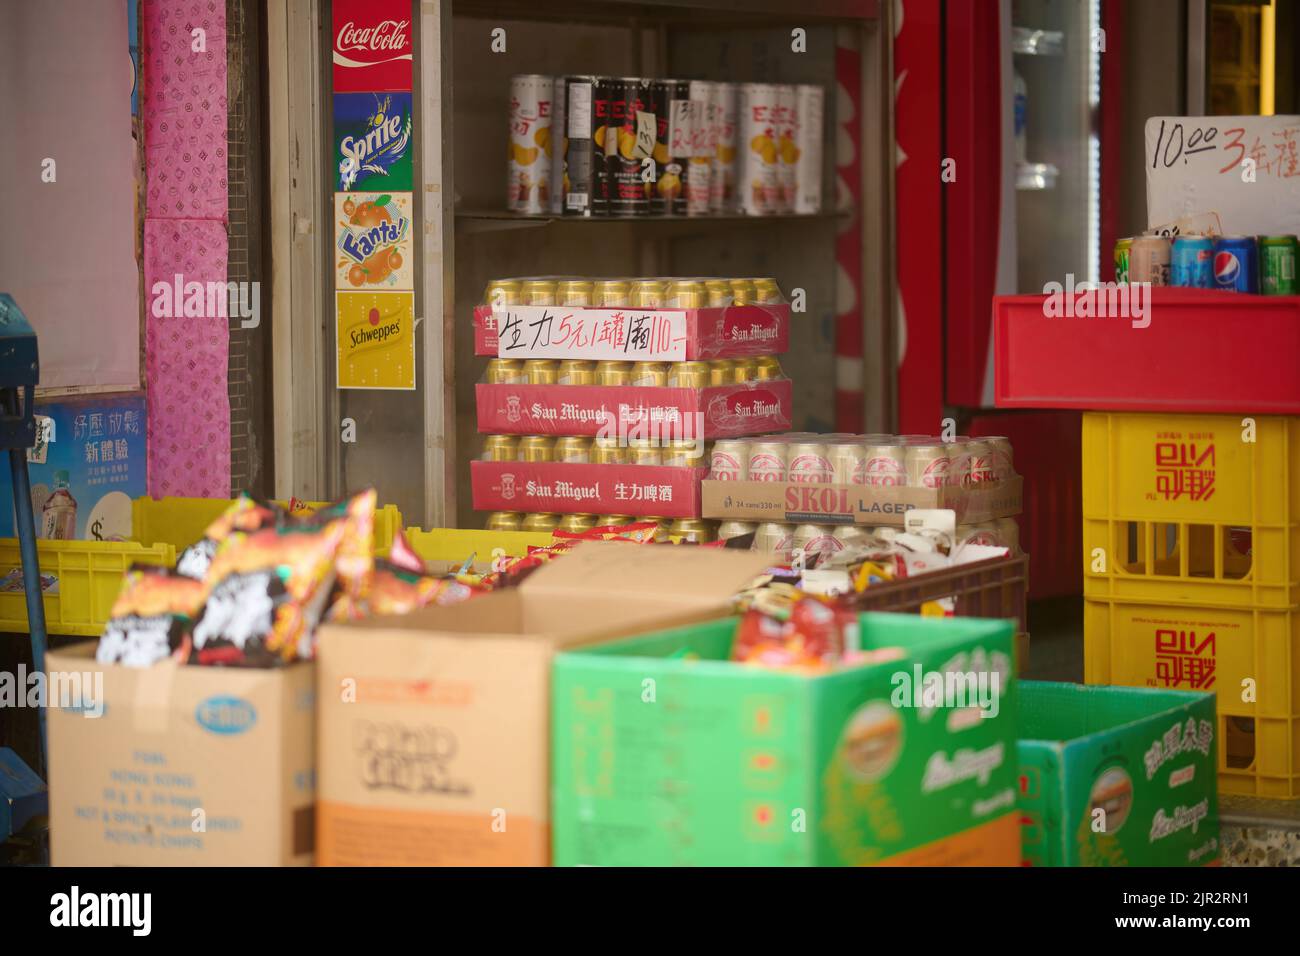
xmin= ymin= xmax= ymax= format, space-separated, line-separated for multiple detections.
xmin=1213 ymin=236 xmax=1259 ymax=293
xmin=1171 ymin=235 xmax=1214 ymax=288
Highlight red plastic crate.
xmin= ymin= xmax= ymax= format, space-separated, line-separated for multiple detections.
xmin=994 ymin=289 xmax=1300 ymax=413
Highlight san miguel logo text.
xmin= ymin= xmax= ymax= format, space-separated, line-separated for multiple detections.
xmin=332 ymin=0 xmax=412 ymax=92
xmin=1151 ymin=433 xmax=1215 ymax=501
xmin=1153 ymin=628 xmax=1215 ymax=690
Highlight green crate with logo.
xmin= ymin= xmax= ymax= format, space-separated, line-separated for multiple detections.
xmin=1017 ymin=681 xmax=1219 ymax=867
xmin=552 ymin=612 xmax=1021 ymax=866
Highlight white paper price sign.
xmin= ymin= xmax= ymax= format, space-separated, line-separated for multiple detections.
xmin=491 ymin=305 xmax=689 ymax=361
xmin=1146 ymin=115 xmax=1300 ymax=237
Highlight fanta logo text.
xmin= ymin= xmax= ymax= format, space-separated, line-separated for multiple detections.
xmin=339 ymin=218 xmax=409 ymax=264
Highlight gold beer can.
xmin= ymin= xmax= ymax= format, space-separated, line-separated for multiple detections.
xmin=670 ymin=518 xmax=714 ymax=544
xmin=597 ymin=514 xmax=634 ymax=527
xmin=630 ymin=440 xmax=663 ymax=466
xmin=595 ymin=360 xmax=631 ymax=386
xmin=486 ymin=358 xmax=527 ymax=384
xmin=754 ymin=278 xmax=782 ymax=303
xmin=664 ymin=440 xmax=706 ymax=468
xmin=984 ymin=436 xmax=1015 ymax=481
xmin=708 ymin=360 xmax=736 ymax=386
xmin=522 ymin=279 xmax=558 ymax=305
xmin=705 ymin=280 xmax=733 ymax=307
xmin=668 ymin=361 xmax=710 ymax=388
xmin=558 ymin=359 xmax=595 ymax=385
xmin=630 ymin=361 xmax=669 ymax=386
xmin=753 ymin=521 xmax=792 ymax=555
xmin=481 ymin=434 xmax=520 ymax=462
xmin=485 ymin=511 xmax=523 ymax=531
xmin=717 ymin=520 xmax=757 ymax=542
xmin=643 ymin=517 xmax=673 ymax=543
xmin=732 ymin=357 xmax=758 ymax=383
xmin=730 ymin=278 xmax=757 ymax=305
xmin=555 ymin=436 xmax=592 ymax=463
xmin=630 ymin=279 xmax=665 ymax=308
xmin=754 ymin=355 xmax=784 ymax=380
xmin=666 ymin=279 xmax=706 ymax=308
xmin=558 ymin=513 xmax=597 ymax=534
xmin=592 ymin=438 xmax=628 ymax=464
xmin=521 ymin=512 xmax=559 ymax=533
xmin=519 ymin=435 xmax=556 ymax=463
xmin=594 ymin=279 xmax=631 ymax=308
xmin=485 ymin=279 xmax=522 ymax=307
xmin=557 ymin=280 xmax=595 ymax=306
xmin=525 ymin=359 xmax=559 ymax=384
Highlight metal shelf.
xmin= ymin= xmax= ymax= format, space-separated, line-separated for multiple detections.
xmin=1011 ymin=27 xmax=1064 ymax=56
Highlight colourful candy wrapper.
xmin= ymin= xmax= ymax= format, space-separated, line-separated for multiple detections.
xmin=96 ymin=566 xmax=206 ymax=668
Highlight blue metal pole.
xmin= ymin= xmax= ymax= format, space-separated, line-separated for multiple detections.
xmin=9 ymin=447 xmax=48 ymax=777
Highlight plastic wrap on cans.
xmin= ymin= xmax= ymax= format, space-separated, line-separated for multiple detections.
xmin=686 ymin=80 xmax=716 ymax=216
xmin=508 ymin=75 xmax=554 ymax=214
xmin=555 ymin=436 xmax=592 ymax=463
xmin=792 ymin=523 xmax=841 ymax=558
xmin=754 ymin=521 xmax=792 ymax=555
xmin=905 ymin=443 xmax=951 ymax=489
xmin=738 ymin=83 xmax=780 ymax=214
xmin=983 ymin=436 xmax=1014 ymax=480
xmin=709 ymin=439 xmax=749 ymax=480
xmin=711 ymin=82 xmax=738 ymax=212
xmin=965 ymin=439 xmax=994 ymax=483
xmin=560 ymin=76 xmax=600 ymax=216
xmin=787 ymin=442 xmax=832 ymax=484
xmin=863 ymin=442 xmax=907 ymax=487
xmin=794 ymin=84 xmax=824 ymax=213
xmin=747 ymin=440 xmax=787 ymax=482
xmin=946 ymin=440 xmax=973 ymax=488
xmin=717 ymin=520 xmax=756 ymax=541
xmin=774 ymin=84 xmax=797 ymax=213
xmin=522 ymin=513 xmax=559 ymax=533
xmin=828 ymin=442 xmax=866 ymax=485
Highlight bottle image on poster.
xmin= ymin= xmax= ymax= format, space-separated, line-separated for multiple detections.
xmin=335 ymin=191 xmax=413 ymax=290
xmin=337 ymin=291 xmax=415 ymax=390
xmin=334 ymin=92 xmax=413 ymax=192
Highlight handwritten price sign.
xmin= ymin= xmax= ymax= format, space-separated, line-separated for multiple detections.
xmin=1146 ymin=115 xmax=1300 ymax=237
xmin=492 ymin=306 xmax=690 ymax=360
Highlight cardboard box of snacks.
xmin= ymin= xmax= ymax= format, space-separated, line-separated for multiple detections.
xmin=315 ymin=541 xmax=770 ymax=866
xmin=551 ymin=612 xmax=1021 ymax=866
xmin=47 ymin=643 xmax=315 ymax=866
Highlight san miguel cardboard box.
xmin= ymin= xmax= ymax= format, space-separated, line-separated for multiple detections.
xmin=47 ymin=643 xmax=315 ymax=866
xmin=315 ymin=542 xmax=771 ymax=866
xmin=702 ymin=475 xmax=1023 ymax=527
xmin=475 ymin=379 xmax=793 ymax=439
xmin=471 ymin=460 xmax=708 ymax=517
xmin=474 ymin=302 xmax=789 ymax=360
xmin=1017 ymin=682 xmax=1219 ymax=867
xmin=552 ymin=613 xmax=1021 ymax=866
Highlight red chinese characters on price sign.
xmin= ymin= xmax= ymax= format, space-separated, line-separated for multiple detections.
xmin=333 ymin=0 xmax=413 ymax=93
xmin=493 ymin=306 xmax=690 ymax=361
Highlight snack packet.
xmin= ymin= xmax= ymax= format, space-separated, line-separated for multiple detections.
xmin=175 ymin=494 xmax=281 ymax=581
xmin=96 ymin=566 xmax=206 ymax=668
xmin=290 ymin=488 xmax=377 ymax=596
xmin=327 ymin=561 xmax=462 ymax=621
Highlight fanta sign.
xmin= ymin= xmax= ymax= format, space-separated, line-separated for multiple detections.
xmin=332 ymin=0 xmax=413 ymax=92
xmin=338 ymin=217 xmax=409 ymax=265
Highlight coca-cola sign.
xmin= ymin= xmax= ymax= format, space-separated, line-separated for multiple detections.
xmin=332 ymin=0 xmax=413 ymax=93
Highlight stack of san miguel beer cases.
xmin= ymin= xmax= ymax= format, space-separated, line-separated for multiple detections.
xmin=471 ymin=275 xmax=795 ymax=540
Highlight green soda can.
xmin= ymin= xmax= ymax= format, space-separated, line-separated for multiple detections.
xmin=1114 ymin=237 xmax=1133 ymax=284
xmin=1260 ymin=235 xmax=1298 ymax=295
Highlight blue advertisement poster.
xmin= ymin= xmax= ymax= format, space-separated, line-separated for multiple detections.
xmin=0 ymin=393 xmax=147 ymax=542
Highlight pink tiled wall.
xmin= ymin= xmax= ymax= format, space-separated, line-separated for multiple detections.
xmin=142 ymin=0 xmax=230 ymax=497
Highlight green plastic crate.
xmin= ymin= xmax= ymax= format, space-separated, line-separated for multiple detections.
xmin=552 ymin=612 xmax=1020 ymax=866
xmin=1017 ymin=681 xmax=1219 ymax=866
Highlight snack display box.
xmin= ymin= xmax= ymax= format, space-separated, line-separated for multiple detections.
xmin=471 ymin=460 xmax=709 ymax=518
xmin=473 ymin=302 xmax=790 ymax=361
xmin=994 ymin=289 xmax=1300 ymax=414
xmin=552 ymin=612 xmax=1020 ymax=866
xmin=1017 ymin=682 xmax=1219 ymax=867
xmin=475 ymin=379 xmax=793 ymax=438
xmin=701 ymin=476 xmax=1023 ymax=527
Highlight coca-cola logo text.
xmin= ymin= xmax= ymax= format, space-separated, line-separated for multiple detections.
xmin=336 ymin=19 xmax=411 ymax=53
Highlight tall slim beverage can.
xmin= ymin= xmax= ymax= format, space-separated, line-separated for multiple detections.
xmin=1171 ymin=235 xmax=1214 ymax=288
xmin=711 ymin=82 xmax=738 ymax=212
xmin=738 ymin=83 xmax=780 ymax=214
xmin=560 ymin=76 xmax=600 ymax=217
xmin=608 ymin=77 xmax=651 ymax=217
xmin=686 ymin=80 xmax=717 ymax=216
xmin=507 ymin=75 xmax=554 ymax=215
xmin=650 ymin=79 xmax=686 ymax=215
xmin=1129 ymin=235 xmax=1171 ymax=286
xmin=774 ymin=84 xmax=797 ymax=213
xmin=1261 ymin=235 xmax=1299 ymax=295
xmin=793 ymin=84 xmax=824 ymax=214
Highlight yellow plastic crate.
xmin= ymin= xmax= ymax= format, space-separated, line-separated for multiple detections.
xmin=1083 ymin=412 xmax=1300 ymax=608
xmin=1085 ymin=596 xmax=1300 ymax=798
xmin=131 ymin=496 xmax=402 ymax=554
xmin=403 ymin=527 xmax=551 ymax=565
xmin=0 ymin=539 xmax=175 ymax=636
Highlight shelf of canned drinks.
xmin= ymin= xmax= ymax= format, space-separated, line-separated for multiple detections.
xmin=475 ymin=276 xmax=790 ymax=361
xmin=701 ymin=433 xmax=1024 ymax=527
xmin=1116 ymin=232 xmax=1298 ymax=294
xmin=477 ymin=356 xmax=792 ymax=439
xmin=508 ymin=75 xmax=824 ymax=219
xmin=994 ymin=287 xmax=1300 ymax=413
xmin=717 ymin=517 xmax=1023 ymax=559
xmin=482 ymin=512 xmax=720 ymax=543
